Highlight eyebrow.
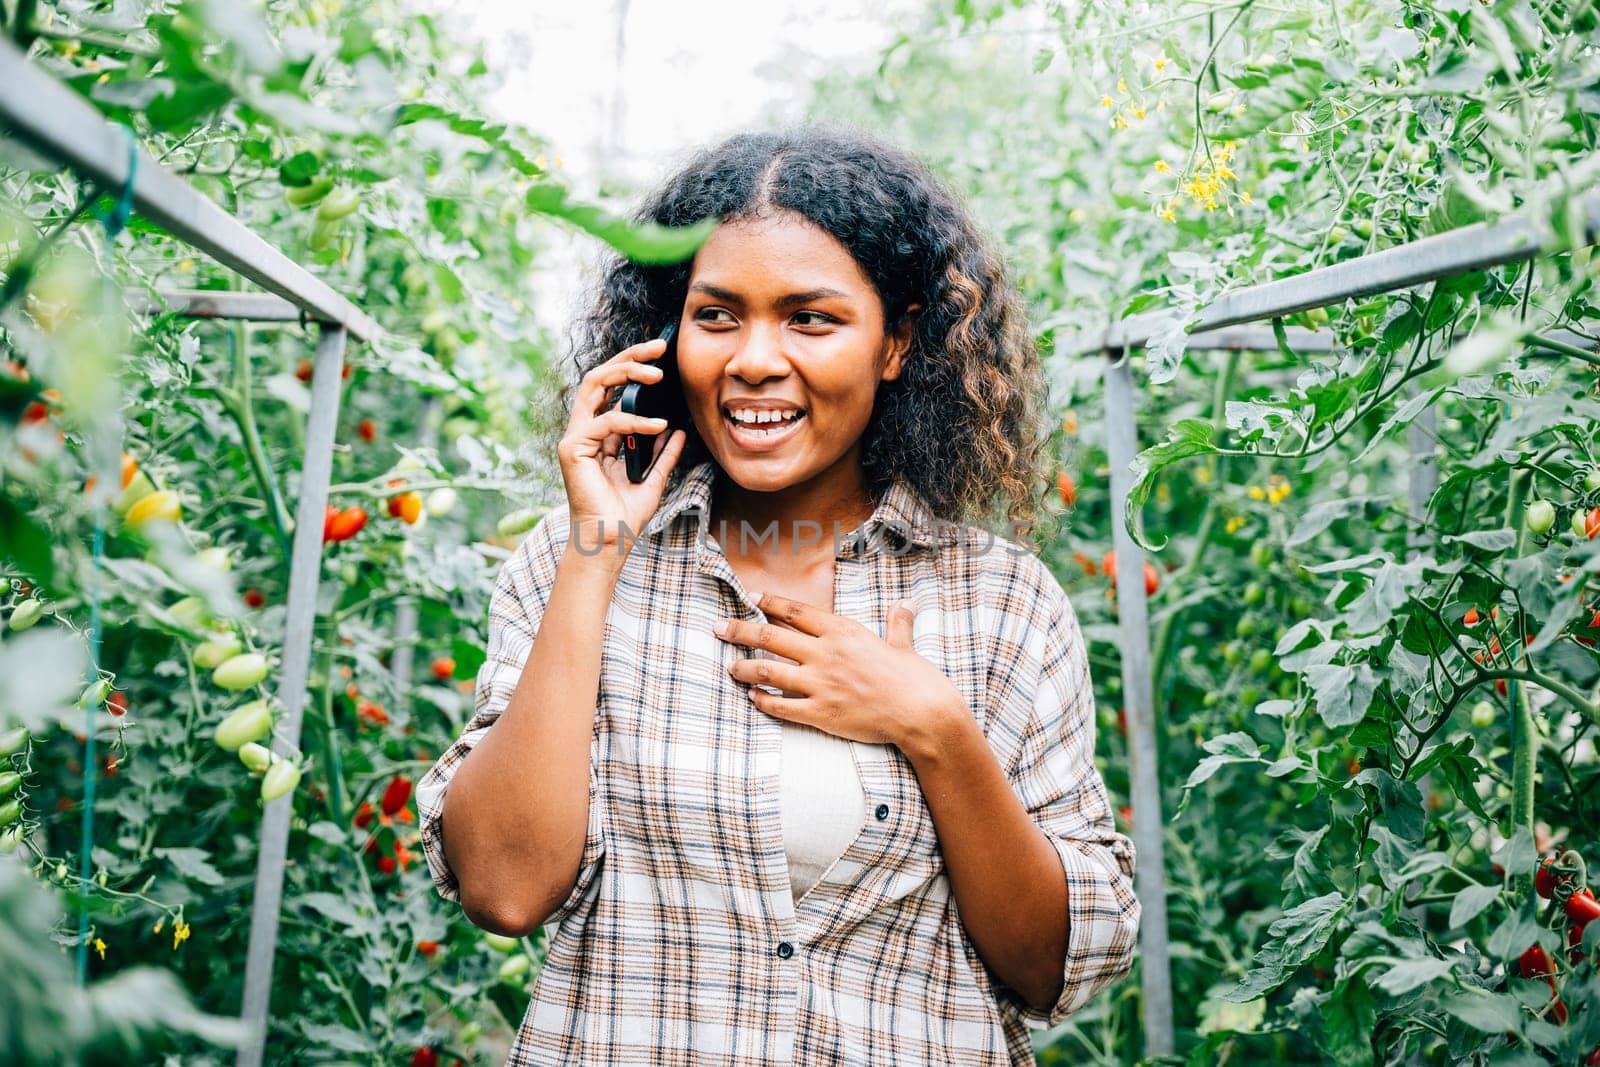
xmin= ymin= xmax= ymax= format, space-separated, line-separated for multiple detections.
xmin=689 ymin=283 xmax=851 ymax=309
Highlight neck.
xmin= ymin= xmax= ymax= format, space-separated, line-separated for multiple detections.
xmin=707 ymin=455 xmax=877 ymax=566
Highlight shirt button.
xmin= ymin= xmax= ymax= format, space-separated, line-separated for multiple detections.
xmin=874 ymin=803 xmax=890 ymax=821
xmin=776 ymin=941 xmax=795 ymax=959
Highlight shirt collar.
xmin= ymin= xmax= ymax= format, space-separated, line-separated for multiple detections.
xmin=641 ymin=460 xmax=943 ymax=556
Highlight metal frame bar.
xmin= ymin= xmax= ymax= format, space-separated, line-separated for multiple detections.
xmin=130 ymin=288 xmax=309 ymax=324
xmin=0 ymin=39 xmax=378 ymax=342
xmin=1096 ymin=192 xmax=1600 ymax=352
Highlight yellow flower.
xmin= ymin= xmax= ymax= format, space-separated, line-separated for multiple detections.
xmin=533 ymin=154 xmax=548 ymax=169
xmin=1202 ymin=198 xmax=1218 ymax=212
xmin=1154 ymin=55 xmax=1168 ymax=73
xmin=1116 ymin=78 xmax=1127 ymax=94
xmin=1132 ymin=106 xmax=1146 ymax=120
xmin=1114 ymin=114 xmax=1129 ymax=130
xmin=1100 ymin=95 xmax=1115 ymax=108
xmin=1225 ymin=515 xmax=1247 ymax=534
xmin=1234 ymin=103 xmax=1246 ymax=116
xmin=153 ymin=918 xmax=164 ymax=935
xmin=1156 ymin=99 xmax=1167 ymax=112
xmin=173 ymin=921 xmax=191 ymax=951
xmin=1247 ymin=485 xmax=1266 ymax=501
xmin=1160 ymin=205 xmax=1176 ymax=223
xmin=1154 ymin=160 xmax=1170 ymax=174
xmin=1268 ymin=484 xmax=1291 ymax=506
xmin=93 ymin=937 xmax=106 ymax=960
xmin=1068 ymin=208 xmax=1087 ymax=224
xmin=1239 ymin=190 xmax=1254 ymax=206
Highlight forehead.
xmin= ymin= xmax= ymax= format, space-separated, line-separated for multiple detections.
xmin=688 ymin=211 xmax=875 ymax=297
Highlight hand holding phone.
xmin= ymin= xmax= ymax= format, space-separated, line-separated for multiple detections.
xmin=617 ymin=322 xmax=680 ymax=484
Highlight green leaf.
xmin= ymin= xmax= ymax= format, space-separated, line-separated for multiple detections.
xmin=1319 ymin=975 xmax=1376 ymax=1067
xmin=524 ymin=183 xmax=718 ymax=265
xmin=1449 ymin=883 xmax=1501 ymax=929
xmin=1441 ymin=988 xmax=1525 ymax=1034
xmin=1371 ymin=956 xmax=1454 ymax=996
xmin=1126 ymin=418 xmax=1218 ymax=551
xmin=1305 ymin=663 xmax=1378 ymax=727
xmin=152 ymin=847 xmax=224 ymax=887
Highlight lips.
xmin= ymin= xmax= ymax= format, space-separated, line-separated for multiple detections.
xmin=722 ymin=408 xmax=807 ymax=451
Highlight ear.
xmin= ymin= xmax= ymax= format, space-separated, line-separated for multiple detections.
xmin=881 ymin=303 xmax=922 ymax=383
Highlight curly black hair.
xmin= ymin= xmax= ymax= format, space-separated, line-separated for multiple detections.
xmin=559 ymin=125 xmax=1048 ymax=535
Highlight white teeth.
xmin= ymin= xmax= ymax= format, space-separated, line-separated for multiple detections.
xmin=727 ymin=408 xmax=801 ymax=425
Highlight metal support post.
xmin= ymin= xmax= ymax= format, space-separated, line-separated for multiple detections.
xmin=1102 ymin=349 xmax=1174 ymax=1058
xmin=237 ymin=323 xmax=347 ymax=1067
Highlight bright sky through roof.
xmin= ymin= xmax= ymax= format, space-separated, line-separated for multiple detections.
xmin=440 ymin=0 xmax=918 ymax=350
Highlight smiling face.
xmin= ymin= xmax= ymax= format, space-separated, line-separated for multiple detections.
xmin=677 ymin=209 xmax=916 ymax=505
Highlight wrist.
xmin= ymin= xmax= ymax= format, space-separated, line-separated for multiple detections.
xmin=558 ymin=543 xmax=627 ymax=583
xmin=897 ymin=700 xmax=979 ymax=770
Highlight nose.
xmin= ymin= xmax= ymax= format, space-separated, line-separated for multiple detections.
xmin=723 ymin=321 xmax=791 ymax=385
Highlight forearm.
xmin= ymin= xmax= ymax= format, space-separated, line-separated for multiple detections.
xmin=901 ymin=710 xmax=1069 ymax=1011
xmin=442 ymin=546 xmax=622 ymax=932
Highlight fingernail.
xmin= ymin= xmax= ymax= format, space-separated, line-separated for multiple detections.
xmin=712 ymin=619 xmax=728 ymax=638
xmin=748 ymin=589 xmax=762 ymax=605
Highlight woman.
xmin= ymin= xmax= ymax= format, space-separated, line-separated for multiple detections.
xmin=416 ymin=127 xmax=1139 ymax=1065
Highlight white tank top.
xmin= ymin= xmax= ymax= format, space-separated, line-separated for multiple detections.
xmin=778 ymin=718 xmax=865 ymax=901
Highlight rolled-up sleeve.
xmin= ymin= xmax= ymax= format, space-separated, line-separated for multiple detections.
xmin=416 ymin=505 xmax=606 ymax=925
xmin=993 ymin=574 xmax=1140 ymax=1029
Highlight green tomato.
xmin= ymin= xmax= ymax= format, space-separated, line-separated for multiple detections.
xmin=315 ymin=187 xmax=361 ymax=221
xmin=1250 ymin=542 xmax=1272 ymax=568
xmin=168 ymin=595 xmax=211 ymax=632
xmin=285 ymin=176 xmax=334 ymax=208
xmin=1239 ymin=685 xmax=1261 ymax=706
xmin=0 ymin=826 xmax=21 ymax=853
xmin=1524 ymin=499 xmax=1555 ymax=535
xmin=1202 ymin=691 xmax=1221 ymax=708
xmin=459 ymin=1020 xmax=483 ymax=1044
xmin=1470 ymin=700 xmax=1496 ymax=728
xmin=192 ymin=634 xmax=243 ymax=670
xmin=7 ymin=599 xmax=43 ymax=631
xmin=1222 ymin=642 xmax=1245 ymax=667
xmin=496 ymin=508 xmax=543 ymax=538
xmin=1248 ymin=649 xmax=1273 ymax=674
xmin=0 ymin=726 xmax=29 ymax=758
xmin=215 ymin=699 xmax=274 ymax=751
xmin=1585 ymin=468 xmax=1600 ymax=493
xmin=1242 ymin=583 xmax=1265 ymax=607
xmin=308 ymin=215 xmax=341 ymax=252
xmin=213 ymin=652 xmax=270 ymax=691
xmin=194 ymin=546 xmax=232 ymax=573
xmin=238 ymin=742 xmax=273 ymax=774
xmin=497 ymin=954 xmax=532 ymax=982
xmin=79 ymin=677 xmax=111 ymax=710
xmin=482 ymin=931 xmax=520 ymax=953
xmin=1572 ymin=508 xmax=1593 ymax=539
xmin=0 ymin=772 xmax=19 ymax=800
xmin=426 ymin=487 xmax=457 ymax=517
xmin=0 ymin=798 xmax=21 ymax=827
xmin=261 ymin=760 xmax=301 ymax=803
xmin=1236 ymin=616 xmax=1260 ymax=638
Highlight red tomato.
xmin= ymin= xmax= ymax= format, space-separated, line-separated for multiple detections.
xmin=1055 ymin=470 xmax=1076 ymax=508
xmin=107 ymin=691 xmax=127 ymax=717
xmin=381 ymin=775 xmax=413 ymax=816
xmin=430 ymin=656 xmax=455 ymax=680
xmin=416 ymin=939 xmax=440 ymax=959
xmin=1536 ymin=855 xmax=1563 ymax=899
xmin=243 ymin=588 xmax=266 ymax=609
xmin=353 ymin=801 xmax=375 ymax=830
xmin=1567 ymin=887 xmax=1600 ymax=929
xmin=377 ymin=855 xmax=396 ymax=875
xmin=409 ymin=1048 xmax=439 ymax=1067
xmin=1519 ymin=943 xmax=1554 ymax=979
xmin=357 ymin=418 xmax=376 ymax=444
xmin=1463 ymin=606 xmax=1480 ymax=626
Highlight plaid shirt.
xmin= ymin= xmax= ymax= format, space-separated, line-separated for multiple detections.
xmin=417 ymin=459 xmax=1139 ymax=1065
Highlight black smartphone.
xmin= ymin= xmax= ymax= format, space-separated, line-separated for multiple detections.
xmin=617 ymin=321 xmax=681 ymax=483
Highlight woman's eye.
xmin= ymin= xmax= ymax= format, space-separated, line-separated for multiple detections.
xmin=695 ymin=308 xmax=734 ymax=324
xmin=792 ymin=311 xmax=834 ymax=327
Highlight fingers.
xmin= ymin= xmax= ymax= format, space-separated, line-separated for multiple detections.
xmin=885 ymin=599 xmax=917 ymax=649
xmin=576 ymin=341 xmax=670 ymax=414
xmin=716 ymin=616 xmax=814 ymax=662
xmin=643 ymin=429 xmax=687 ymax=491
xmin=751 ymin=591 xmax=838 ymax=638
xmin=727 ymin=653 xmax=808 ymax=697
